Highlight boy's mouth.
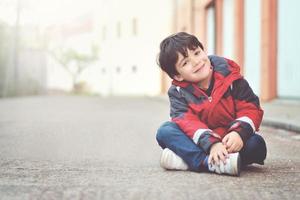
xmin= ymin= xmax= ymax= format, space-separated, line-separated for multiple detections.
xmin=194 ymin=63 xmax=205 ymax=73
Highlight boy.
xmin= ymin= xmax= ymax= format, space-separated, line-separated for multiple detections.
xmin=156 ymin=32 xmax=267 ymax=176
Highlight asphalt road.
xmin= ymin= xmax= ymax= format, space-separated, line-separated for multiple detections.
xmin=0 ymin=96 xmax=299 ymax=200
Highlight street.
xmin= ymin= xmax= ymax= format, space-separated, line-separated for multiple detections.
xmin=0 ymin=96 xmax=299 ymax=199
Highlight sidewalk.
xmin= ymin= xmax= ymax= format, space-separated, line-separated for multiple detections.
xmin=155 ymin=95 xmax=300 ymax=133
xmin=262 ymin=99 xmax=300 ymax=133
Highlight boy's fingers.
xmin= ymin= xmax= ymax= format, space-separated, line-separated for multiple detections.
xmin=237 ymin=143 xmax=243 ymax=151
xmin=218 ymin=151 xmax=226 ymax=163
xmin=214 ymin=154 xmax=220 ymax=165
xmin=208 ymin=155 xmax=212 ymax=164
xmin=222 ymin=135 xmax=229 ymax=144
xmin=228 ymin=144 xmax=236 ymax=153
xmin=230 ymin=143 xmax=240 ymax=153
xmin=223 ymin=148 xmax=228 ymax=156
xmin=222 ymin=148 xmax=229 ymax=158
xmin=226 ymin=139 xmax=233 ymax=149
xmin=235 ymin=144 xmax=240 ymax=152
xmin=223 ymin=150 xmax=228 ymax=158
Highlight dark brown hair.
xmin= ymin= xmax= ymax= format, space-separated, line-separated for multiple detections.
xmin=157 ymin=32 xmax=204 ymax=79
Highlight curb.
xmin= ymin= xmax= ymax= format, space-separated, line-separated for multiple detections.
xmin=262 ymin=118 xmax=300 ymax=133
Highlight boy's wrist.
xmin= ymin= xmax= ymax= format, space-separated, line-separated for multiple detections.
xmin=228 ymin=121 xmax=254 ymax=144
xmin=228 ymin=131 xmax=242 ymax=140
xmin=210 ymin=142 xmax=222 ymax=151
xmin=197 ymin=131 xmax=221 ymax=154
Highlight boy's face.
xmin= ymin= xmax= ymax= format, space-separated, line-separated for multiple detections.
xmin=174 ymin=47 xmax=212 ymax=84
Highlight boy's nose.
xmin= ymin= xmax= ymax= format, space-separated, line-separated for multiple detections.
xmin=191 ymin=57 xmax=200 ymax=67
xmin=190 ymin=57 xmax=197 ymax=65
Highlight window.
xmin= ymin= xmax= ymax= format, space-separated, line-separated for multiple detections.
xmin=117 ymin=21 xmax=121 ymax=38
xmin=116 ymin=66 xmax=121 ymax=73
xmin=132 ymin=18 xmax=138 ymax=36
xmin=132 ymin=65 xmax=137 ymax=73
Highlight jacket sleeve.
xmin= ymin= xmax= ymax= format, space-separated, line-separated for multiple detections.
xmin=228 ymin=78 xmax=264 ymax=144
xmin=168 ymin=86 xmax=221 ymax=153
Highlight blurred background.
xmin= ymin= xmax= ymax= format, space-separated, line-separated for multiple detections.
xmin=0 ymin=2 xmax=299 ymax=197
xmin=0 ymin=0 xmax=299 ymax=101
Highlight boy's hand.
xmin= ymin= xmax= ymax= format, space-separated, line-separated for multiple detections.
xmin=208 ymin=142 xmax=228 ymax=165
xmin=222 ymin=131 xmax=243 ymax=153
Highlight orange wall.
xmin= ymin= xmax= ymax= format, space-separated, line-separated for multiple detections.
xmin=161 ymin=0 xmax=278 ymax=101
xmin=261 ymin=0 xmax=277 ymax=101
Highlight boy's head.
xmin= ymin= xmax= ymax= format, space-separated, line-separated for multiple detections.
xmin=158 ymin=32 xmax=205 ymax=79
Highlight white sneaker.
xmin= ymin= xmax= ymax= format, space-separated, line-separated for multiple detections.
xmin=160 ymin=148 xmax=188 ymax=170
xmin=208 ymin=152 xmax=241 ymax=176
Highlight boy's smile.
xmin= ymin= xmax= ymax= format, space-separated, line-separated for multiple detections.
xmin=174 ymin=47 xmax=213 ymax=89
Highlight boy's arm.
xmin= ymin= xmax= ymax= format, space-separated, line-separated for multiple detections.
xmin=168 ymin=86 xmax=221 ymax=153
xmin=228 ymin=78 xmax=264 ymax=144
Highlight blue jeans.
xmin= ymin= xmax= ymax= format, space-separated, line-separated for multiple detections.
xmin=156 ymin=121 xmax=267 ymax=172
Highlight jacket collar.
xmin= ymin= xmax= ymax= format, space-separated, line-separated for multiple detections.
xmin=172 ymin=56 xmax=241 ymax=98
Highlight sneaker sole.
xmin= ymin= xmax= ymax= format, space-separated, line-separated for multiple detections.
xmin=160 ymin=148 xmax=188 ymax=171
xmin=237 ymin=153 xmax=241 ymax=176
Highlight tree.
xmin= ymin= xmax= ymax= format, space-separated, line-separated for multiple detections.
xmin=51 ymin=45 xmax=99 ymax=93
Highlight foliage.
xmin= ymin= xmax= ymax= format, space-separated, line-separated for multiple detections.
xmin=0 ymin=22 xmax=11 ymax=97
xmin=50 ymin=45 xmax=99 ymax=93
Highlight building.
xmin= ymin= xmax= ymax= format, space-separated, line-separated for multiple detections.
xmin=94 ymin=0 xmax=174 ymax=96
xmin=164 ymin=0 xmax=300 ymax=101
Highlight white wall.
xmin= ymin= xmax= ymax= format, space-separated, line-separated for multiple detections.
xmin=278 ymin=0 xmax=300 ymax=98
xmin=43 ymin=0 xmax=173 ymax=96
xmin=222 ymin=0 xmax=234 ymax=59
xmin=95 ymin=0 xmax=173 ymax=96
xmin=46 ymin=55 xmax=73 ymax=91
xmin=206 ymin=6 xmax=215 ymax=55
xmin=244 ymin=0 xmax=261 ymax=96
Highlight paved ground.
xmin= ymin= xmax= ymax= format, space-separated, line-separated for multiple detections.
xmin=262 ymin=99 xmax=300 ymax=133
xmin=0 ymin=96 xmax=299 ymax=200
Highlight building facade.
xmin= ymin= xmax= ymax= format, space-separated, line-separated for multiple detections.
xmin=94 ymin=0 xmax=174 ymax=96
xmin=164 ymin=0 xmax=300 ymax=101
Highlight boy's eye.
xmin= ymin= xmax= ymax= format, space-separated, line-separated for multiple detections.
xmin=182 ymin=62 xmax=187 ymax=67
xmin=195 ymin=51 xmax=200 ymax=55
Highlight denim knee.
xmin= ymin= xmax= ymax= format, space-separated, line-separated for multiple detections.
xmin=242 ymin=134 xmax=267 ymax=164
xmin=156 ymin=121 xmax=177 ymax=145
xmin=249 ymin=134 xmax=267 ymax=155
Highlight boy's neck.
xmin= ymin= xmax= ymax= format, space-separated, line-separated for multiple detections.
xmin=198 ymin=69 xmax=213 ymax=90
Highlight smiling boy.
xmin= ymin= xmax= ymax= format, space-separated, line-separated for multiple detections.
xmin=156 ymin=32 xmax=267 ymax=176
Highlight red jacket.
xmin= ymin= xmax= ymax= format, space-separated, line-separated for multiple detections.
xmin=168 ymin=56 xmax=264 ymax=153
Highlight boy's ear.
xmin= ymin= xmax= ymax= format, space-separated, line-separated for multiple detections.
xmin=174 ymin=74 xmax=184 ymax=81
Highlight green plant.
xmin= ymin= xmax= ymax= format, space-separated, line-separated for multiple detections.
xmin=50 ymin=45 xmax=99 ymax=93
